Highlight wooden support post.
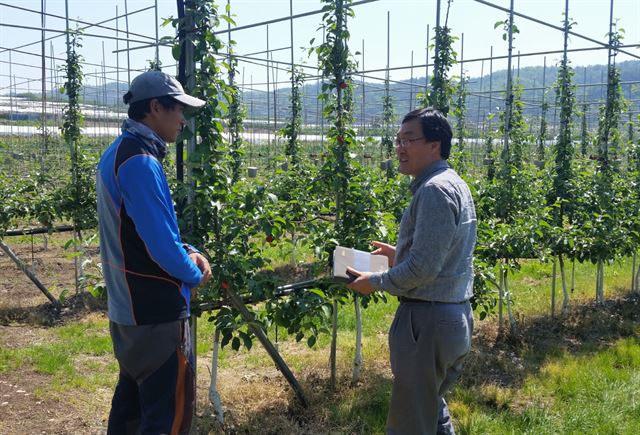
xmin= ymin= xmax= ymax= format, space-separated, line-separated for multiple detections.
xmin=224 ymin=287 xmax=309 ymax=407
xmin=0 ymin=240 xmax=61 ymax=310
xmin=352 ymin=295 xmax=362 ymax=385
xmin=330 ymin=298 xmax=338 ymax=391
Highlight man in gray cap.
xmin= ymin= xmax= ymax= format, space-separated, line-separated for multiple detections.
xmin=97 ymin=70 xmax=211 ymax=434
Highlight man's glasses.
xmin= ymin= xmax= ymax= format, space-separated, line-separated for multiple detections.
xmin=395 ymin=136 xmax=425 ymax=149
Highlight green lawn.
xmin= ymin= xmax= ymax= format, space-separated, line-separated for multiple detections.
xmin=453 ymin=336 xmax=640 ymax=434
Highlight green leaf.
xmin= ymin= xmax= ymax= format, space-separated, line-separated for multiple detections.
xmin=309 ymin=288 xmax=326 ymax=298
xmin=172 ymin=44 xmax=181 ymax=62
xmin=221 ymin=333 xmax=232 ymax=348
xmin=307 ymin=335 xmax=316 ymax=347
xmin=231 ymin=336 xmax=241 ymax=351
xmin=240 ymin=332 xmax=252 ymax=350
xmin=321 ymin=304 xmax=332 ymax=319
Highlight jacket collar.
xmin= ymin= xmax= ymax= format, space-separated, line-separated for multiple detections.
xmin=121 ymin=118 xmax=167 ymax=160
xmin=410 ymin=160 xmax=450 ymax=194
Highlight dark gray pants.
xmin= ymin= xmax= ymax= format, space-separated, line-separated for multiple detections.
xmin=108 ymin=319 xmax=195 ymax=435
xmin=387 ymin=301 xmax=473 ymax=435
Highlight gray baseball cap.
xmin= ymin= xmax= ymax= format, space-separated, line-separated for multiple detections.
xmin=123 ymin=70 xmax=205 ymax=108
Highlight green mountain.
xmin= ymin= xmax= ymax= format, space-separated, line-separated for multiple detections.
xmin=242 ymin=60 xmax=640 ymax=128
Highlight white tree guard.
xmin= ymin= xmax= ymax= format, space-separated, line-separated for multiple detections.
xmin=208 ymin=327 xmax=224 ymax=424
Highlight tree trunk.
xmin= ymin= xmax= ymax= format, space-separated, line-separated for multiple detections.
xmin=351 ymin=295 xmax=362 ymax=385
xmin=551 ymin=259 xmax=557 ymax=317
xmin=503 ymin=265 xmax=516 ymax=335
xmin=596 ymin=260 xmax=604 ymax=303
xmin=190 ymin=316 xmax=197 ymax=425
xmin=596 ymin=261 xmax=601 ymax=302
xmin=559 ymin=255 xmax=569 ymax=313
xmin=208 ymin=328 xmax=224 ymax=424
xmin=74 ymin=247 xmax=79 ymax=294
xmin=330 ymin=299 xmax=338 ymax=390
xmin=570 ymin=258 xmax=575 ymax=294
xmin=634 ymin=254 xmax=640 ymax=293
xmin=498 ymin=261 xmax=504 ymax=335
xmin=290 ymin=230 xmax=297 ymax=268
xmin=632 ymin=252 xmax=637 ymax=293
xmin=73 ymin=229 xmax=85 ymax=294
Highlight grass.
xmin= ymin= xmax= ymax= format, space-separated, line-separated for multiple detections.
xmin=0 ymin=316 xmax=113 ymax=390
xmin=1 ymin=256 xmax=639 ymax=433
xmin=454 ymin=337 xmax=640 ymax=434
xmin=502 ymin=256 xmax=635 ymax=317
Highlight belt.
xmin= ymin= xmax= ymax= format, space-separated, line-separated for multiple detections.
xmin=398 ymin=296 xmax=468 ymax=304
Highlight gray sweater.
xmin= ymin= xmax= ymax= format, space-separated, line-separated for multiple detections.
xmin=369 ymin=160 xmax=477 ymax=302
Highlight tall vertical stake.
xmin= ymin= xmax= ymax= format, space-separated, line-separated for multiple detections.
xmin=361 ymin=39 xmax=365 ymax=138
xmin=124 ymin=0 xmax=131 ymax=85
xmin=603 ymin=0 xmax=615 ymax=158
xmin=476 ymin=60 xmax=484 ymax=147
xmin=49 ymin=41 xmax=55 ymax=126
xmin=459 ymin=32 xmax=464 ymax=150
xmin=425 ymin=24 xmax=430 ymax=96
xmin=433 ymin=0 xmax=442 ymax=96
xmin=488 ymin=46 xmax=494 ymax=142
xmin=409 ymin=50 xmax=414 ymax=112
xmin=250 ymin=74 xmax=254 ymax=164
xmin=290 ymin=0 xmax=295 ymax=69
xmin=266 ymin=25 xmax=271 ymax=161
xmin=41 ymin=0 xmax=47 ymax=174
xmin=181 ymin=0 xmax=198 ymax=420
xmin=9 ymin=50 xmax=13 ymax=137
xmin=154 ymin=0 xmax=159 ymax=66
xmin=116 ymin=6 xmax=120 ymax=113
xmin=289 ymin=0 xmax=297 ymax=160
xmin=503 ymin=0 xmax=515 ymax=154
xmin=384 ymin=10 xmax=390 ymax=161
xmin=64 ymin=0 xmax=70 ymax=57
xmin=320 ymin=25 xmax=325 ymax=151
xmin=102 ymin=41 xmax=107 ymax=135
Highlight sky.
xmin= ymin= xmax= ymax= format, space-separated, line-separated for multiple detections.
xmin=1 ymin=0 xmax=639 ymax=97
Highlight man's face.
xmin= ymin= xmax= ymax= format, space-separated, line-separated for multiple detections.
xmin=395 ymin=118 xmax=441 ymax=177
xmin=151 ymin=100 xmax=186 ymax=143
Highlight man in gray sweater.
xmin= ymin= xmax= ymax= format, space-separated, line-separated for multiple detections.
xmin=347 ymin=107 xmax=476 ymax=435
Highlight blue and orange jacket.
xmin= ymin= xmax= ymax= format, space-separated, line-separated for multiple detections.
xmin=97 ymin=119 xmax=202 ymax=326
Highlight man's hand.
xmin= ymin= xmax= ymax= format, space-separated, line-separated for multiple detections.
xmin=189 ymin=252 xmax=212 ymax=291
xmin=371 ymin=241 xmax=396 ymax=267
xmin=345 ymin=267 xmax=375 ymax=296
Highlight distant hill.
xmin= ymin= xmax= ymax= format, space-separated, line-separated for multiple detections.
xmin=7 ymin=60 xmax=639 ymax=128
xmin=239 ymin=59 xmax=640 ymax=126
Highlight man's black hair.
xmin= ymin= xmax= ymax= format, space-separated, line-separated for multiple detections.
xmin=401 ymin=107 xmax=453 ymax=159
xmin=126 ymin=95 xmax=180 ymax=121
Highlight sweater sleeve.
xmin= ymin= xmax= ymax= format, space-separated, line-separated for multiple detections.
xmin=118 ymin=155 xmax=203 ymax=287
xmin=369 ymin=184 xmax=458 ymax=295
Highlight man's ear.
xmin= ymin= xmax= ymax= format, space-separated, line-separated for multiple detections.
xmin=149 ymin=98 xmax=161 ymax=115
xmin=431 ymin=140 xmax=442 ymax=155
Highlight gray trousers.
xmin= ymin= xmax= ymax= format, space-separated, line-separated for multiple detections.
xmin=387 ymin=301 xmax=473 ymax=435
